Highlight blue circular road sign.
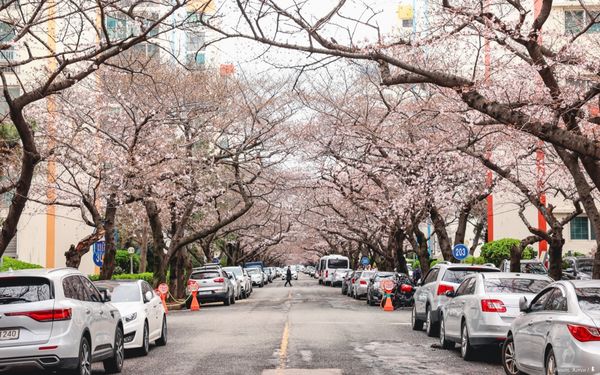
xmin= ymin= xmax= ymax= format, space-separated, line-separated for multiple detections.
xmin=360 ymin=256 xmax=370 ymax=266
xmin=93 ymin=241 xmax=105 ymax=267
xmin=452 ymin=244 xmax=469 ymax=261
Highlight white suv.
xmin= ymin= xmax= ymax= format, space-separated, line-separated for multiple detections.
xmin=0 ymin=268 xmax=124 ymax=374
xmin=412 ymin=264 xmax=499 ymax=337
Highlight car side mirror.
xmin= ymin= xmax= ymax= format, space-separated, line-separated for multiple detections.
xmin=101 ymin=289 xmax=111 ymax=303
xmin=416 ymin=279 xmax=423 ymax=286
xmin=144 ymin=291 xmax=153 ymax=303
xmin=519 ymin=296 xmax=529 ymax=312
xmin=445 ymin=291 xmax=456 ymax=298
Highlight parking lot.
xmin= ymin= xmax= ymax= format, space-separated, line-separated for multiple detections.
xmin=97 ymin=275 xmax=503 ymax=375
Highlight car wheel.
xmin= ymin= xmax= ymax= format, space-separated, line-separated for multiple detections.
xmin=425 ymin=306 xmax=439 ymax=337
xmin=545 ymin=348 xmax=556 ymax=375
xmin=460 ymin=322 xmax=475 ymax=361
xmin=231 ymin=293 xmax=236 ymax=304
xmin=103 ymin=326 xmax=124 ymax=374
xmin=70 ymin=335 xmax=91 ymax=375
xmin=224 ymin=294 xmax=231 ymax=306
xmin=411 ymin=305 xmax=424 ymax=331
xmin=502 ymin=335 xmax=521 ymax=375
xmin=156 ymin=316 xmax=167 ymax=346
xmin=439 ymin=315 xmax=454 ymax=349
xmin=259 ymin=282 xmax=264 ymax=288
xmin=137 ymin=322 xmax=150 ymax=356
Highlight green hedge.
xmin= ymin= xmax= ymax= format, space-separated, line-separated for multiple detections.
xmin=465 ymin=256 xmax=486 ymax=265
xmin=114 ymin=250 xmax=141 ymax=274
xmin=0 ymin=257 xmax=43 ymax=272
xmin=89 ymin=272 xmax=153 ymax=284
xmin=480 ymin=238 xmax=534 ymax=266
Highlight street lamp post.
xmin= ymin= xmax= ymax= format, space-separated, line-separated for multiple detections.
xmin=127 ymin=247 xmax=135 ymax=274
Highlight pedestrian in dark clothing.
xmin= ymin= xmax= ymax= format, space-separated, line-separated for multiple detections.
xmin=412 ymin=267 xmax=422 ymax=285
xmin=285 ymin=266 xmax=293 ymax=287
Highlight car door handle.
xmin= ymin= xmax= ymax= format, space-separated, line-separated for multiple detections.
xmin=528 ymin=322 xmax=534 ymax=326
xmin=85 ymin=309 xmax=91 ymax=315
xmin=99 ymin=310 xmax=104 ymax=315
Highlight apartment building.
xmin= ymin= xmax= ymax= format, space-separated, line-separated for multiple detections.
xmin=0 ymin=0 xmax=218 ymax=274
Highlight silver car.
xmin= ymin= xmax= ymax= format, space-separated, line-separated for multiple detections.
xmin=502 ymin=280 xmax=600 ymax=375
xmin=352 ymin=271 xmax=376 ymax=299
xmin=0 ymin=268 xmax=124 ymax=374
xmin=186 ymin=268 xmax=235 ymax=306
xmin=331 ymin=269 xmax=350 ymax=287
xmin=439 ymin=272 xmax=552 ymax=360
xmin=412 ymin=264 xmax=500 ymax=337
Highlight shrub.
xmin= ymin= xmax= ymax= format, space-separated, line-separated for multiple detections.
xmin=0 ymin=257 xmax=43 ymax=272
xmin=88 ymin=272 xmax=154 ymax=284
xmin=464 ymin=256 xmax=486 ymax=265
xmin=115 ymin=250 xmax=140 ymax=274
xmin=480 ymin=239 xmax=534 ymax=267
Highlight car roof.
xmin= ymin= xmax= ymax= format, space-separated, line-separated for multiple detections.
xmin=567 ymin=280 xmax=600 ymax=288
xmin=480 ymin=272 xmax=553 ymax=281
xmin=434 ymin=264 xmax=499 ymax=271
xmin=94 ymin=279 xmax=140 ymax=285
xmin=0 ymin=267 xmax=82 ymax=279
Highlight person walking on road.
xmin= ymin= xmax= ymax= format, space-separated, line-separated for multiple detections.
xmin=285 ymin=266 xmax=293 ymax=287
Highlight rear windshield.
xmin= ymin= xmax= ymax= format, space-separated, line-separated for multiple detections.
xmin=191 ymin=271 xmax=220 ymax=280
xmin=484 ymin=278 xmax=550 ymax=294
xmin=361 ymin=271 xmax=375 ymax=278
xmin=224 ymin=268 xmax=242 ymax=276
xmin=520 ymin=263 xmax=547 ymax=274
xmin=442 ymin=268 xmax=498 ymax=284
xmin=375 ymin=274 xmax=395 ymax=281
xmin=576 ymin=288 xmax=600 ymax=311
xmin=247 ymin=269 xmax=260 ymax=275
xmin=0 ymin=277 xmax=52 ymax=304
xmin=328 ymin=259 xmax=349 ymax=269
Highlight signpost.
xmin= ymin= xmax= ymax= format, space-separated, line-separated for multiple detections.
xmin=93 ymin=241 xmax=105 ymax=267
xmin=452 ymin=244 xmax=469 ymax=262
xmin=127 ymin=247 xmax=135 ymax=274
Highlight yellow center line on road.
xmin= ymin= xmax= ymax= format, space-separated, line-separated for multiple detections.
xmin=277 ymin=290 xmax=293 ymax=373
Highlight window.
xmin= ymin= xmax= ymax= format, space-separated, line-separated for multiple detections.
xmin=106 ymin=15 xmax=129 ymax=40
xmin=80 ymin=276 xmax=102 ymax=302
xmin=530 ymin=289 xmax=552 ymax=312
xmin=576 ymin=287 xmax=600 ymax=312
xmin=328 ymin=258 xmax=349 ymax=269
xmin=0 ymin=21 xmax=16 ymax=63
xmin=402 ymin=18 xmax=413 ymax=28
xmin=546 ymin=288 xmax=568 ymax=311
xmin=423 ymin=268 xmax=439 ymax=284
xmin=442 ymin=268 xmax=498 ymax=284
xmin=565 ymin=10 xmax=600 ymax=34
xmin=455 ymin=278 xmax=475 ymax=296
xmin=570 ymin=217 xmax=596 ymax=240
xmin=186 ymin=31 xmax=206 ymax=66
xmin=0 ymin=277 xmax=52 ymax=304
xmin=0 ymin=86 xmax=20 ymax=115
xmin=191 ymin=271 xmax=220 ymax=280
xmin=63 ymin=275 xmax=86 ymax=300
xmin=484 ymin=278 xmax=550 ymax=294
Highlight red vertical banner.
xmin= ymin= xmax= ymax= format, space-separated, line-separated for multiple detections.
xmin=486 ymin=151 xmax=494 ymax=242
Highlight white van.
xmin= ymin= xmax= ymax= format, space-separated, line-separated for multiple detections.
xmin=318 ymin=255 xmax=350 ymax=286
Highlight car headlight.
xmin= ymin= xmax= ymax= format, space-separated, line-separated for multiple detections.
xmin=123 ymin=313 xmax=137 ymax=323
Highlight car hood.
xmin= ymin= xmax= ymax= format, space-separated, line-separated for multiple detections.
xmin=110 ymin=302 xmax=143 ymax=318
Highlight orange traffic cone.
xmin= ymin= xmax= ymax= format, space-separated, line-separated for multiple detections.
xmin=383 ymin=296 xmax=394 ymax=311
xmin=190 ymin=291 xmax=200 ymax=311
xmin=160 ymin=292 xmax=168 ymax=314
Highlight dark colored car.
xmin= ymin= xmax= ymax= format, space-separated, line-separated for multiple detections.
xmin=366 ymin=272 xmax=396 ymax=306
xmin=341 ymin=271 xmax=355 ymax=295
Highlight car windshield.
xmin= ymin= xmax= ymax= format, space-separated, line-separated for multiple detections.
xmin=576 ymin=259 xmax=594 ymax=273
xmin=520 ymin=263 xmax=547 ymax=274
xmin=484 ymin=278 xmax=550 ymax=294
xmin=99 ymin=283 xmax=140 ymax=303
xmin=191 ymin=271 xmax=220 ymax=280
xmin=0 ymin=277 xmax=52 ymax=304
xmin=328 ymin=259 xmax=349 ymax=269
xmin=442 ymin=268 xmax=498 ymax=284
xmin=576 ymin=288 xmax=600 ymax=311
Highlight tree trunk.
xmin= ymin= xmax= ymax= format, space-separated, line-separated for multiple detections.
xmin=414 ymin=227 xmax=430 ymax=275
xmin=454 ymin=209 xmax=470 ymax=247
xmin=0 ymin=109 xmax=40 ymax=257
xmin=139 ymin=223 xmax=149 ymax=273
xmin=168 ymin=255 xmax=177 ymax=300
xmin=430 ymin=206 xmax=453 ymax=261
xmin=99 ymin=195 xmax=118 ymax=280
xmin=144 ymin=200 xmax=169 ymax=287
xmin=65 ymin=229 xmax=105 ymax=268
xmin=547 ymin=238 xmax=564 ymax=281
xmin=470 ymin=217 xmax=485 ymax=255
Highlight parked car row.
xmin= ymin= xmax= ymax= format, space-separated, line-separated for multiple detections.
xmin=0 ymin=267 xmax=167 ymax=374
xmin=407 ymin=262 xmax=600 ymax=374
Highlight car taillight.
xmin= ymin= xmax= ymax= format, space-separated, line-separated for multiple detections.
xmin=214 ymin=277 xmax=225 ymax=283
xmin=567 ymin=324 xmax=600 ymax=342
xmin=360 ymin=280 xmax=367 ymax=285
xmin=481 ymin=299 xmax=507 ymax=313
xmin=6 ymin=308 xmax=72 ymax=322
xmin=437 ymin=284 xmax=454 ymax=295
xmin=351 ymin=278 xmax=356 ymax=283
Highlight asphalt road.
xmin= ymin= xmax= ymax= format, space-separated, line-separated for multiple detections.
xmin=94 ymin=274 xmax=505 ymax=375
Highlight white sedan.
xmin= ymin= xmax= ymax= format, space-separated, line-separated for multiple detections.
xmin=94 ymin=279 xmax=167 ymax=355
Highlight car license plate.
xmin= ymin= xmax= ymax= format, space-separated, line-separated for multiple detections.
xmin=0 ymin=329 xmax=19 ymax=341
xmin=198 ymin=291 xmax=211 ymax=295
